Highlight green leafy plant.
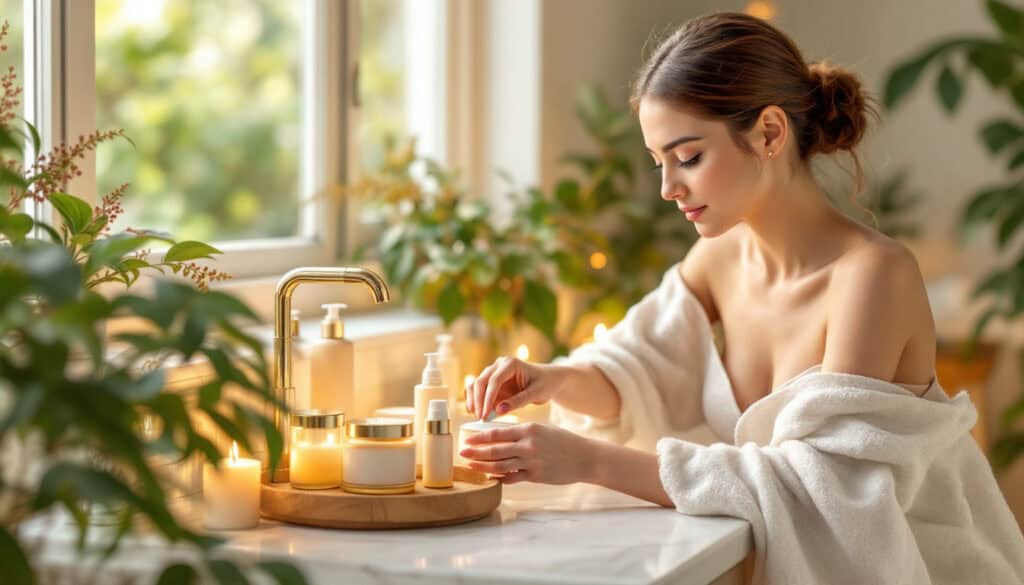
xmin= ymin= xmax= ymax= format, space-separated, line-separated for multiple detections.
xmin=548 ymin=84 xmax=698 ymax=333
xmin=0 ymin=20 xmax=307 ymax=584
xmin=883 ymin=0 xmax=1024 ymax=470
xmin=350 ymin=138 xmax=564 ymax=352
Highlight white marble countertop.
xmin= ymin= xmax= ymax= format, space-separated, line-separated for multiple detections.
xmin=27 ymin=480 xmax=750 ymax=584
xmin=221 ymin=481 xmax=751 ymax=585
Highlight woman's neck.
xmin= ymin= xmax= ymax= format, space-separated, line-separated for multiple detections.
xmin=741 ymin=168 xmax=854 ymax=283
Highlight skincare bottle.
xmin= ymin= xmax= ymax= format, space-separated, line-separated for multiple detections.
xmin=308 ymin=303 xmax=354 ymax=414
xmin=422 ymin=399 xmax=454 ymax=488
xmin=413 ymin=352 xmax=449 ymax=467
xmin=435 ymin=334 xmax=462 ymax=403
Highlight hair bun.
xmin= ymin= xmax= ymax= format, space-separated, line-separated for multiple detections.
xmin=807 ymin=61 xmax=870 ymax=154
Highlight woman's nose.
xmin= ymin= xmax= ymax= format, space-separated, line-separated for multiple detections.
xmin=661 ymin=180 xmax=687 ymax=201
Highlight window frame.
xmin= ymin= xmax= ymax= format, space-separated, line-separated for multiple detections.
xmin=26 ymin=0 xmax=452 ymax=313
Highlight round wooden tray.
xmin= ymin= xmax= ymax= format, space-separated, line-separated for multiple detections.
xmin=260 ymin=466 xmax=502 ymax=530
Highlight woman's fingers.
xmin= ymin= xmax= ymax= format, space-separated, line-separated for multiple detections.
xmin=464 ymin=422 xmax=531 ymax=445
xmin=459 ymin=441 xmax=519 ymax=461
xmin=466 ymin=457 xmax=522 ymax=475
xmin=498 ymin=470 xmax=530 ymax=484
xmin=481 ymin=358 xmax=522 ymax=421
xmin=469 ymin=362 xmax=498 ymax=418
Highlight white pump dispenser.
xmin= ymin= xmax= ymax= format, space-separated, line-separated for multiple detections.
xmin=308 ymin=303 xmax=355 ymax=416
xmin=413 ymin=352 xmax=449 ymax=467
xmin=435 ymin=334 xmax=462 ymax=404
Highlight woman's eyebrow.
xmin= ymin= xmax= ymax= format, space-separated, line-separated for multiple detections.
xmin=645 ymin=135 xmax=703 ymax=153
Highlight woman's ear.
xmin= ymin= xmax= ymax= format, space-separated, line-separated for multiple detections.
xmin=756 ymin=105 xmax=788 ymax=159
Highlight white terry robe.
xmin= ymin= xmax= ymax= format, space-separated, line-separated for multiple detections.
xmin=550 ymin=265 xmax=1024 ymax=585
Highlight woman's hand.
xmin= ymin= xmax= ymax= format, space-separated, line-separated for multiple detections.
xmin=459 ymin=422 xmax=595 ymax=485
xmin=466 ymin=357 xmax=566 ymax=420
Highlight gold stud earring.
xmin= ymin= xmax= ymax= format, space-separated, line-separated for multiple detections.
xmin=767 ymin=151 xmax=774 ymax=159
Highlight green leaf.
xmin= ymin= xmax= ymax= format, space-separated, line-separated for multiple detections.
xmin=998 ymin=200 xmax=1024 ymax=248
xmin=968 ymin=44 xmax=1014 ymax=87
xmin=436 ymin=279 xmax=465 ymax=326
xmin=999 ymin=394 xmax=1024 ymax=430
xmin=962 ymin=185 xmax=1012 ymax=233
xmin=980 ymin=120 xmax=1024 ymax=154
xmin=257 ymin=561 xmax=308 ymax=585
xmin=1011 ymin=79 xmax=1024 ymax=111
xmin=523 ymin=280 xmax=558 ymax=341
xmin=936 ymin=64 xmax=963 ymax=113
xmin=84 ymin=234 xmax=150 ymax=277
xmin=0 ymin=210 xmax=33 ymax=242
xmin=1008 ymin=149 xmax=1024 ymax=170
xmin=156 ymin=563 xmax=199 ymax=585
xmin=481 ymin=288 xmax=514 ymax=327
xmin=49 ymin=192 xmax=94 ymax=234
xmin=109 ymin=370 xmax=166 ymax=402
xmin=0 ymin=383 xmax=43 ymax=434
xmin=164 ymin=240 xmax=222 ymax=263
xmin=0 ymin=165 xmax=26 ymax=189
xmin=987 ymin=0 xmax=1024 ymax=44
xmin=992 ymin=432 xmax=1024 ymax=471
xmin=884 ymin=51 xmax=935 ymax=109
xmin=208 ymin=559 xmax=250 ymax=585
xmin=555 ymin=179 xmax=582 ymax=211
xmin=0 ymin=526 xmax=34 ymax=585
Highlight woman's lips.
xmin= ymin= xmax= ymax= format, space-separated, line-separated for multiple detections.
xmin=680 ymin=205 xmax=707 ymax=221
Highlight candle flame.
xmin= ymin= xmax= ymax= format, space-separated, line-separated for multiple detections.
xmin=229 ymin=440 xmax=240 ymax=464
xmin=594 ymin=323 xmax=608 ymax=342
xmin=516 ymin=344 xmax=530 ymax=361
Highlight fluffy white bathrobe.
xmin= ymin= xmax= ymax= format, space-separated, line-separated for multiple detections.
xmin=551 ymin=266 xmax=1024 ymax=585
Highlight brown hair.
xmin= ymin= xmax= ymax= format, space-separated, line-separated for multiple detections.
xmin=631 ymin=12 xmax=877 ymax=194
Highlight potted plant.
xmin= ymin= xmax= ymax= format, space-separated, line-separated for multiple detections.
xmin=883 ymin=0 xmax=1023 ymax=466
xmin=0 ymin=20 xmax=307 ymax=583
xmin=349 ymin=137 xmax=564 ymax=368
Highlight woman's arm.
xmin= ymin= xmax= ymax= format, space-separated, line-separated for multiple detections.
xmin=585 ymin=439 xmax=674 ymax=507
xmin=460 ymin=422 xmax=674 ymax=508
xmin=549 ymin=363 xmax=622 ymax=421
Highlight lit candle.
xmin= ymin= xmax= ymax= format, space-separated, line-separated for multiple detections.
xmin=516 ymin=344 xmax=530 ymax=361
xmin=203 ymin=441 xmax=260 ymax=530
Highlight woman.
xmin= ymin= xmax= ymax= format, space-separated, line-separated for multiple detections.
xmin=460 ymin=12 xmax=1024 ymax=585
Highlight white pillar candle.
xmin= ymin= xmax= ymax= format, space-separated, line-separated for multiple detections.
xmin=203 ymin=441 xmax=260 ymax=530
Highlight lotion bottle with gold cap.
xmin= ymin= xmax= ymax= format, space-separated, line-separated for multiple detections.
xmin=309 ymin=303 xmax=355 ymax=415
xmin=423 ymin=399 xmax=454 ymax=488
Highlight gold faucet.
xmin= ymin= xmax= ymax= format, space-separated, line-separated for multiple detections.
xmin=269 ymin=267 xmax=390 ymax=482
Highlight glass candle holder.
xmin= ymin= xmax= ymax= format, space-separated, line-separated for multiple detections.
xmin=342 ymin=417 xmax=415 ymax=495
xmin=289 ymin=409 xmax=343 ymax=490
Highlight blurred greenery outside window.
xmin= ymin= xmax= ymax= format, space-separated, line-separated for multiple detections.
xmin=75 ymin=0 xmax=425 ymax=281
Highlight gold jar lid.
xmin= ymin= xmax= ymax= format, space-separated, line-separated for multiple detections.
xmin=346 ymin=417 xmax=413 ymax=439
xmin=291 ymin=409 xmax=343 ymax=429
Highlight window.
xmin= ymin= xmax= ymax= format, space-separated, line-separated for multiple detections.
xmin=16 ymin=0 xmax=449 ymax=287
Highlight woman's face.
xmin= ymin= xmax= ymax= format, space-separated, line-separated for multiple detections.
xmin=637 ymin=97 xmax=765 ymax=237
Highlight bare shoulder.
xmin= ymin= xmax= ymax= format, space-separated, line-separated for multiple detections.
xmin=678 ymin=234 xmax=740 ymax=323
xmin=823 ymin=235 xmax=935 ymax=384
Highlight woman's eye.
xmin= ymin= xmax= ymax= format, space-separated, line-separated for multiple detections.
xmin=649 ymin=153 xmax=701 ymax=172
xmin=679 ymin=153 xmax=702 ymax=168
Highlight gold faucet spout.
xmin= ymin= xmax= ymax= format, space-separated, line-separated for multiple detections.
xmin=270 ymin=267 xmax=390 ymax=480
